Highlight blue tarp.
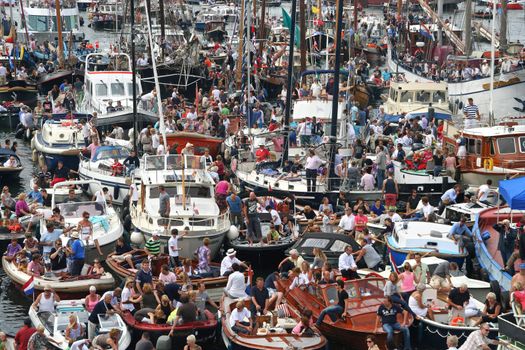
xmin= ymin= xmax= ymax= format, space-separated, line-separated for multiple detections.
xmin=499 ymin=177 xmax=525 ymax=210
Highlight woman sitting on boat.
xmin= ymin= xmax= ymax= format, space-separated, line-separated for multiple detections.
xmin=92 ymin=328 xmax=120 ymax=350
xmin=472 ymin=292 xmax=501 ymax=326
xmin=64 ymin=314 xmax=84 ymax=345
xmin=288 ymin=267 xmax=310 ymax=291
xmin=85 ymin=285 xmax=101 ymax=312
xmin=408 ymin=284 xmax=434 ymax=321
xmin=399 ymin=262 xmax=416 ymax=302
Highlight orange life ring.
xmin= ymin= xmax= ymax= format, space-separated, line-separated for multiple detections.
xmin=450 ymin=316 xmax=464 ymax=326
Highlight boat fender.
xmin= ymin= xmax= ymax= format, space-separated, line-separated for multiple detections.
xmin=32 ymin=149 xmax=38 ymax=162
xmin=483 ymin=158 xmax=493 ymax=171
xmin=130 ymin=229 xmax=145 ymax=245
xmin=38 ymin=155 xmax=45 ymax=169
xmin=450 ymin=316 xmax=464 ymax=326
xmin=25 ymin=128 xmax=31 ymax=140
xmin=113 ymin=185 xmax=120 ymax=200
xmin=227 ymin=225 xmax=239 ymax=240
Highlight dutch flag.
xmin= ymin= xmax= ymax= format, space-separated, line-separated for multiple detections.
xmin=23 ymin=276 xmax=35 ymax=296
xmin=419 ymin=23 xmax=435 ymax=41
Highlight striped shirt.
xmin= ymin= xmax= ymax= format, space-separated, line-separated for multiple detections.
xmin=145 ymin=238 xmax=161 ymax=255
xmin=463 ymin=104 xmax=479 ymax=119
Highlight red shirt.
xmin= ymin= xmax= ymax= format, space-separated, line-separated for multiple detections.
xmin=255 ymin=148 xmax=270 ymax=162
xmin=515 ymin=290 xmax=525 ymax=309
xmin=15 ymin=326 xmax=36 ymax=350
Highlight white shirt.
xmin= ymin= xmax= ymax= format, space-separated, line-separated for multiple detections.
xmin=81 ymin=124 xmax=90 ymax=138
xmin=311 ymin=82 xmax=322 ymax=98
xmin=388 ymin=213 xmax=403 ymax=222
xmin=225 ymin=271 xmax=247 ymax=298
xmin=3 ymin=159 xmax=16 ymax=167
xmin=212 ymin=89 xmax=220 ymax=101
xmin=338 ymin=214 xmax=355 ymax=231
xmin=94 ymin=190 xmax=105 ymax=203
xmin=478 ymin=184 xmax=490 ymax=201
xmin=270 ymin=209 xmax=282 ymax=226
xmin=121 ymin=287 xmax=135 ymax=311
xmin=220 ymin=256 xmax=241 ymax=276
xmin=156 ymin=144 xmax=166 ymax=156
xmin=338 ymin=252 xmax=357 ymax=271
xmin=289 ymin=274 xmax=310 ymax=290
xmin=229 ymin=307 xmax=251 ymax=327
xmin=129 ymin=183 xmax=139 ymax=201
xmin=151 ymin=134 xmax=160 ymax=149
xmin=305 ymin=155 xmax=323 ymax=170
xmin=168 ymin=236 xmax=179 ymax=257
xmin=186 ymin=112 xmax=197 ymax=121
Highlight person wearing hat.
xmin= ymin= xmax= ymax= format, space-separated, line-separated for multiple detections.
xmin=220 ymin=248 xmax=248 ymax=276
xmin=181 ymin=143 xmax=194 ymax=156
xmin=66 ymin=231 xmax=85 ymax=276
xmin=493 ymin=219 xmax=517 ymax=268
xmin=31 ymin=285 xmax=60 ymax=313
xmin=447 ymin=216 xmax=473 ymax=252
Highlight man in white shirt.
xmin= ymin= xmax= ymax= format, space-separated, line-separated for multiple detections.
xmin=156 ymin=138 xmax=166 ymax=156
xmin=151 ymin=129 xmax=160 ymax=150
xmin=310 ymin=80 xmax=322 ymax=98
xmin=305 ymin=149 xmax=322 ymax=192
xmin=168 ymin=228 xmax=187 ymax=268
xmin=212 ymin=86 xmax=221 ymax=101
xmin=186 ymin=107 xmax=197 ymax=121
xmin=339 ymin=245 xmax=359 ymax=280
xmin=92 ymin=187 xmax=108 ymax=215
xmin=229 ymin=300 xmax=252 ymax=334
xmin=477 ymin=179 xmax=492 ymax=205
xmin=128 ymin=182 xmax=139 ymax=206
xmin=221 ymin=263 xmax=248 ymax=312
xmin=220 ymin=249 xmax=248 ymax=276
xmin=337 ymin=208 xmax=355 ymax=234
xmin=268 ymin=206 xmax=282 ymax=231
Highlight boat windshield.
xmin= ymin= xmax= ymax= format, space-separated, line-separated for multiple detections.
xmin=95 ymin=83 xmax=108 ymax=97
xmin=300 ymin=238 xmax=330 ymax=249
xmin=111 ymin=82 xmax=125 ymax=96
xmin=37 ymin=311 xmax=55 ymax=334
xmin=149 ymin=187 xmax=177 ymax=199
xmin=144 ymin=155 xmax=206 ymax=171
xmin=93 ymin=147 xmax=130 ymax=161
xmin=57 ymin=201 xmax=107 ymax=218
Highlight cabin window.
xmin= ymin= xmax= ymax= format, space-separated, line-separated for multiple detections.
xmin=497 ymin=137 xmax=516 ymax=154
xmin=389 ymin=89 xmax=397 ymax=102
xmin=466 ymin=139 xmax=481 ymax=155
xmin=95 ymin=83 xmax=108 ymax=96
xmin=111 ymin=82 xmax=125 ymax=96
xmin=433 ymin=90 xmax=446 ymax=103
xmin=490 ymin=140 xmax=495 ymax=156
xmin=28 ymin=15 xmax=49 ymax=32
xmin=127 ymin=83 xmax=140 ymax=96
xmin=301 ymin=238 xmax=330 ymax=249
xmin=186 ymin=186 xmax=211 ymax=198
xmin=325 ymin=286 xmax=338 ymax=303
xmin=519 ymin=137 xmax=525 ymax=153
xmin=400 ymin=91 xmax=412 ymax=103
xmin=329 ymin=240 xmax=347 ymax=252
xmin=416 ymin=91 xmax=431 ymax=103
xmin=149 ymin=186 xmax=177 ymax=198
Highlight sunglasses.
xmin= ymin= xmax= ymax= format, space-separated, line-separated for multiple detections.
xmin=366 ymin=340 xmax=373 ymax=343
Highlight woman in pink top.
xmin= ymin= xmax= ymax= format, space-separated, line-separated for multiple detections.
xmin=399 ymin=262 xmax=416 ymax=302
xmin=27 ymin=253 xmax=44 ymax=277
xmin=84 ymin=285 xmax=101 ymax=312
xmin=292 ymin=315 xmax=314 ymax=336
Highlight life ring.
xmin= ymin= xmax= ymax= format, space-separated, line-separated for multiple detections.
xmin=483 ymin=158 xmax=494 ymax=171
xmin=450 ymin=316 xmax=464 ymax=326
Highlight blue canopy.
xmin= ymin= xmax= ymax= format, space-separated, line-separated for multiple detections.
xmin=499 ymin=177 xmax=525 ymax=209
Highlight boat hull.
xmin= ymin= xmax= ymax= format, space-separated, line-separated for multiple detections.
xmin=0 ymin=86 xmax=38 ymax=109
xmin=388 ymin=246 xmax=466 ymax=268
xmin=90 ymin=19 xmax=123 ymax=31
xmin=78 ymin=166 xmax=130 ymax=206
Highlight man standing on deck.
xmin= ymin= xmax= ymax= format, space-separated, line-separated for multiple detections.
xmin=463 ymin=97 xmax=481 ymax=129
xmin=243 ymin=192 xmax=262 ymax=246
xmin=494 ymin=219 xmax=517 ymax=268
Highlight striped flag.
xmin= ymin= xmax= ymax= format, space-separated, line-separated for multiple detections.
xmin=23 ymin=276 xmax=35 ymax=296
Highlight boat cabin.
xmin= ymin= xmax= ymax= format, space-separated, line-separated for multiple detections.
xmin=390 ymin=221 xmax=461 ymax=254
xmin=443 ymin=120 xmax=525 ymax=172
xmin=384 ymin=81 xmax=450 ymax=115
xmin=22 ymin=0 xmax=84 ymax=40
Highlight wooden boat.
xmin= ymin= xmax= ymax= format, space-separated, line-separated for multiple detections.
xmin=37 ymin=69 xmax=74 ymax=96
xmin=387 ymin=221 xmax=468 ymax=267
xmin=482 ymin=77 xmax=521 ymax=90
xmin=165 ymin=132 xmax=223 ymax=157
xmin=106 ymin=249 xmax=242 ymax=301
xmin=276 ymin=277 xmax=413 ymax=349
xmin=0 ymin=80 xmax=38 ymax=109
xmin=121 ymin=310 xmax=217 ymax=343
xmin=286 ymin=232 xmax=361 ymax=267
xmin=29 ymin=299 xmax=131 ymax=350
xmin=0 ymin=148 xmax=23 ymax=177
xmin=2 ymin=256 xmax=115 ymax=298
xmin=220 ymin=297 xmax=327 ymax=350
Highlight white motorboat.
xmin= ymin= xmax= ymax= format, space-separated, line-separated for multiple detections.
xmin=130 ymin=154 xmax=230 ymax=259
xmin=31 ymin=115 xmax=86 ymax=171
xmin=47 ymin=180 xmax=124 ymax=262
xmin=29 ymin=299 xmax=130 ymax=350
xmin=392 ymin=159 xmax=456 ymax=195
xmin=1 ymin=256 xmax=115 ymax=296
xmin=78 ymin=145 xmax=134 ymax=205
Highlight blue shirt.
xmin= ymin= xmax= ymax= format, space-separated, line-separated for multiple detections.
xmin=441 ymin=188 xmax=458 ymax=203
xmin=448 ymin=222 xmax=472 ymax=238
xmin=370 ymin=204 xmax=385 ymax=216
xmin=71 ymin=239 xmax=85 ymax=260
xmin=226 ymin=195 xmax=242 ymax=214
xmin=27 ymin=190 xmax=43 ymax=204
xmin=41 ymin=229 xmax=63 ymax=255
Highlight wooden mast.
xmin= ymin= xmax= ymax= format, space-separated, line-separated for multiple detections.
xmin=299 ymin=0 xmax=306 ymax=72
xmin=258 ymin=0 xmax=266 ymax=57
xmin=464 ymin=0 xmax=472 ymax=56
xmin=235 ymin=0 xmax=245 ymax=89
xmin=500 ymin=0 xmax=507 ymax=51
xmin=55 ymin=0 xmax=64 ymax=68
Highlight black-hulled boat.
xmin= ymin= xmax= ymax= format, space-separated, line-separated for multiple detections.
xmin=0 ymin=80 xmax=38 ymax=109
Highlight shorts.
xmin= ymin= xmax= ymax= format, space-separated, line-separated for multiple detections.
xmin=384 ymin=193 xmax=397 ymax=207
xmin=430 ymin=275 xmax=450 ymax=290
xmin=268 ymin=288 xmax=277 ymax=297
xmin=112 ymin=254 xmax=132 ymax=262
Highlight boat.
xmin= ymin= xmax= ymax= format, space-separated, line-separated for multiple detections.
xmin=18 ymin=0 xmax=85 ymax=43
xmin=31 ymin=113 xmax=88 ymax=171
xmin=29 ymin=299 xmax=130 ymax=350
xmin=77 ymin=0 xmax=98 ymax=11
xmin=49 ymin=180 xmax=124 ymax=262
xmin=387 ymin=221 xmax=468 ymax=267
xmin=497 ymin=312 xmax=525 ymax=348
xmin=0 ymin=80 xmax=38 ymax=109
xmin=2 ymin=256 xmax=115 ymax=298
xmin=391 ymin=159 xmax=456 ymax=196
xmin=0 ymin=148 xmax=23 ymax=177
xmin=442 ymin=120 xmax=525 ymax=185
xmin=194 ymin=12 xmax=224 ymax=32
xmin=88 ymin=1 xmax=124 ymax=31
xmin=276 ymin=276 xmax=414 ymax=349
xmin=130 ymin=154 xmax=230 ymax=259
xmin=79 ymin=53 xmax=150 ymax=127
xmin=121 ymin=310 xmax=217 ymax=343
xmin=286 ymin=232 xmax=361 ymax=267
xmin=78 ymin=145 xmax=133 ymax=206
xmin=208 ymin=4 xmax=238 ymax=22
xmin=29 ymin=177 xmax=83 ymax=203
xmin=106 ymin=249 xmax=246 ymax=301
xmin=484 ymin=0 xmax=523 ymax=9
xmin=37 ymin=69 xmax=74 ymax=97
xmin=165 ymin=132 xmax=223 ymax=157
xmin=220 ymin=296 xmax=327 ymax=350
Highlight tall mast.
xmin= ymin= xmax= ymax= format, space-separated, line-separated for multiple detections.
xmin=55 ymin=0 xmax=64 ymax=68
xmin=131 ymin=0 xmax=138 ymax=153
xmin=464 ymin=0 xmax=472 ymax=56
xmin=327 ymin=0 xmax=343 ymax=191
xmin=19 ymin=0 xmax=29 ymax=45
xmin=159 ymin=0 xmax=165 ymax=57
xmin=488 ymin=0 xmax=497 ymax=126
xmin=437 ymin=0 xmax=443 ymax=45
xmin=280 ymin=0 xmax=297 ymax=167
xmin=500 ymin=0 xmax=507 ymax=51
xmin=299 ymin=0 xmax=306 ymax=72
xmin=235 ymin=0 xmax=245 ymax=89
xmin=258 ymin=0 xmax=266 ymax=57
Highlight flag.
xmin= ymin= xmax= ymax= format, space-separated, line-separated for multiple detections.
xmin=311 ymin=5 xmax=319 ymax=14
xmin=23 ymin=276 xmax=35 ymax=296
xmin=281 ymin=8 xmax=300 ymax=47
xmin=419 ymin=23 xmax=434 ymax=41
xmin=8 ymin=47 xmax=14 ymax=70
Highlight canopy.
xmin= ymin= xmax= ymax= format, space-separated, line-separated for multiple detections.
xmin=499 ymin=176 xmax=525 ymax=210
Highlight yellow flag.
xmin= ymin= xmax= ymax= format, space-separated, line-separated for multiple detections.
xmin=311 ymin=5 xmax=319 ymax=14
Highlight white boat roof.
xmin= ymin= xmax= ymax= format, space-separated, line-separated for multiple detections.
xmin=389 ymin=81 xmax=448 ymax=92
xmin=292 ymin=99 xmax=346 ymax=121
xmin=392 ymin=221 xmax=461 ymax=254
xmin=462 ymin=124 xmax=525 ymax=137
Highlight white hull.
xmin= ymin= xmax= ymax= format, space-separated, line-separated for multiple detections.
xmin=78 ymin=164 xmax=130 ymax=205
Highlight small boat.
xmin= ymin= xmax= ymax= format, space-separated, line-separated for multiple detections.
xmin=277 ymin=276 xmax=413 ymax=349
xmin=29 ymin=177 xmax=83 ymax=203
xmin=473 ymin=10 xmax=492 ymax=19
xmin=165 ymin=132 xmax=223 ymax=158
xmin=131 ymin=154 xmax=230 ymax=260
xmin=387 ymin=221 xmax=468 ymax=267
xmin=392 ymin=159 xmax=456 ymax=195
xmin=88 ymin=1 xmax=124 ymax=31
xmin=498 ymin=312 xmax=525 ymax=348
xmin=121 ymin=310 xmax=217 ymax=343
xmin=31 ymin=114 xmax=88 ymax=171
xmin=106 ymin=249 xmax=241 ymax=301
xmin=78 ymin=145 xmax=133 ymax=206
xmin=220 ymin=296 xmax=327 ymax=350
xmin=49 ymin=180 xmax=124 ymax=262
xmin=29 ymin=299 xmax=131 ymax=350
xmin=37 ymin=70 xmax=74 ymax=97
xmin=286 ymin=232 xmax=361 ymax=267
xmin=0 ymin=148 xmax=23 ymax=177
xmin=77 ymin=0 xmax=98 ymax=11
xmin=2 ymin=256 xmax=115 ymax=298
xmin=0 ymin=80 xmax=38 ymax=109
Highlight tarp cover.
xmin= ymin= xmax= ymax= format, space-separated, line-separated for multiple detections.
xmin=499 ymin=176 xmax=525 ymax=209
